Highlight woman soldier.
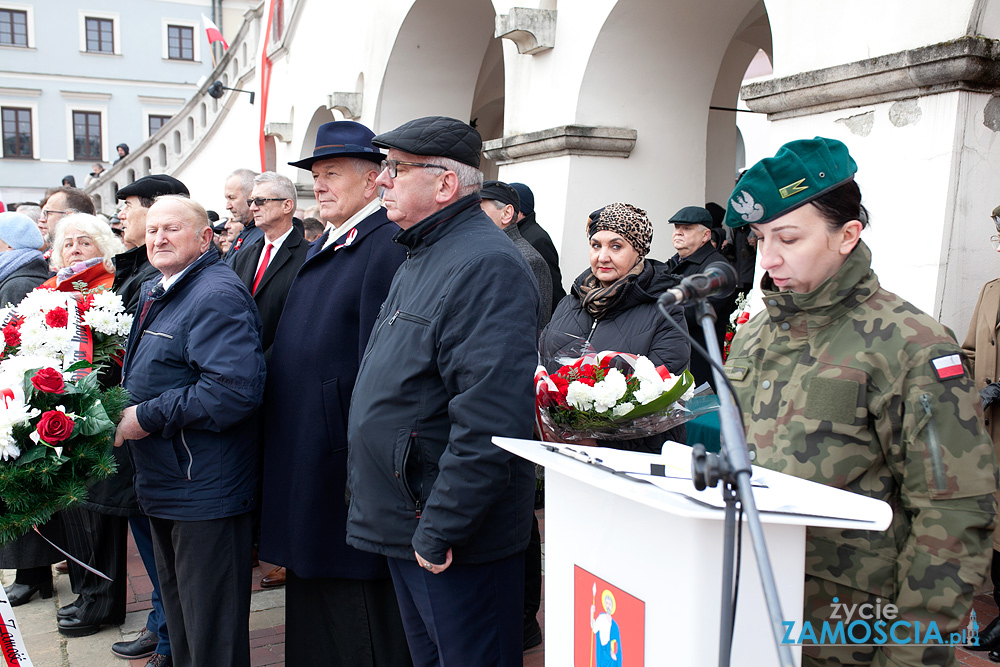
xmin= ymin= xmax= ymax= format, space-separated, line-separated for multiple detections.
xmin=723 ymin=137 xmax=997 ymax=666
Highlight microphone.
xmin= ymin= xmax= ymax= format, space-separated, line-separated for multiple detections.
xmin=658 ymin=262 xmax=738 ymax=307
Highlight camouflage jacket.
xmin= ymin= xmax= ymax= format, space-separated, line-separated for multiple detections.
xmin=724 ymin=241 xmax=997 ymax=652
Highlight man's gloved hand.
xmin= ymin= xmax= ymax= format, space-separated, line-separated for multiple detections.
xmin=980 ymin=382 xmax=1000 ymax=408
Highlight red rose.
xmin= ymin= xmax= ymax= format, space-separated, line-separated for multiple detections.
xmin=45 ymin=307 xmax=68 ymax=328
xmin=551 ymin=374 xmax=569 ymax=395
xmin=31 ymin=368 xmax=65 ymax=394
xmin=725 ymin=331 xmax=734 ymax=342
xmin=2 ymin=324 xmax=20 ymax=348
xmin=36 ymin=410 xmax=74 ymax=444
xmin=736 ymin=312 xmax=750 ymax=325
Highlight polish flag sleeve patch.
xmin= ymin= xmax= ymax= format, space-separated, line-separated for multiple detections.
xmin=931 ymin=354 xmax=965 ymax=380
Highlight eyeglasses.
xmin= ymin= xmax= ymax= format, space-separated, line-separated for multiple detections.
xmin=993 ymin=215 xmax=1000 ymax=233
xmin=40 ymin=209 xmax=68 ymax=220
xmin=379 ymin=159 xmax=447 ymax=179
xmin=991 ymin=235 xmax=1000 ymax=251
xmin=246 ymin=197 xmax=287 ymax=208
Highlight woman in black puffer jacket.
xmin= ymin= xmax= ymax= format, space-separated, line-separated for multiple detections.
xmin=539 ymin=202 xmax=690 ymax=453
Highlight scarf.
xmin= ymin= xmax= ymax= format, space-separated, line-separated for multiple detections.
xmin=575 ymin=259 xmax=645 ymax=320
xmin=55 ymin=257 xmax=102 ymax=286
xmin=0 ymin=249 xmax=43 ymax=285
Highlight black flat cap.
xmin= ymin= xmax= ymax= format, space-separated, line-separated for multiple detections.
xmin=372 ymin=116 xmax=482 ymax=169
xmin=116 ymin=174 xmax=189 ymax=201
xmin=480 ymin=180 xmax=520 ymax=215
xmin=669 ymin=206 xmax=716 ymax=228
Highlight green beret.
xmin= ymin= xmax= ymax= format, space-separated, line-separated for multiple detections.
xmin=724 ymin=137 xmax=857 ymax=228
xmin=669 ymin=206 xmax=715 ymax=228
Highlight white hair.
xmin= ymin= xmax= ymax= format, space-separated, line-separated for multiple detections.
xmin=422 ymin=156 xmax=483 ymax=197
xmin=51 ymin=213 xmax=126 ymax=272
xmin=253 ymin=171 xmax=298 ymax=208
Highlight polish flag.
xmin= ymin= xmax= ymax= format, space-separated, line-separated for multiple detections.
xmin=256 ymin=0 xmax=277 ymax=172
xmin=932 ymin=354 xmax=964 ymax=380
xmin=201 ymin=14 xmax=228 ymax=50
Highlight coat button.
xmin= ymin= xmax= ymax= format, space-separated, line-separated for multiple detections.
xmin=762 ymin=380 xmax=771 ymax=389
xmin=987 ymin=378 xmax=993 ymax=385
xmin=748 ymin=450 xmax=756 ymax=461
xmin=780 ymin=322 xmax=790 ymax=331
xmin=768 ymin=299 xmax=777 ymax=306
xmin=991 ymin=338 xmax=995 ymax=346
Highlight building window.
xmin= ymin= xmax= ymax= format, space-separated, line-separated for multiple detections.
xmin=167 ymin=24 xmax=193 ymax=61
xmin=73 ymin=110 xmax=101 ymax=160
xmin=148 ymin=114 xmax=171 ymax=135
xmin=0 ymin=9 xmax=27 ymax=47
xmin=1 ymin=107 xmax=31 ymax=158
xmin=85 ymin=17 xmax=113 ymax=53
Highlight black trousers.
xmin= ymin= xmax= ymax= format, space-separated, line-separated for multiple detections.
xmin=62 ymin=506 xmax=128 ymax=623
xmin=150 ymin=513 xmax=252 ymax=667
xmin=285 ymin=569 xmax=412 ymax=667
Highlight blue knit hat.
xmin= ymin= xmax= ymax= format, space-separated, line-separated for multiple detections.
xmin=0 ymin=212 xmax=43 ymax=250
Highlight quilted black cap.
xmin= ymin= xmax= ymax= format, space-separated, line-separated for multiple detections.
xmin=116 ymin=174 xmax=189 ymax=201
xmin=372 ymin=116 xmax=482 ymax=169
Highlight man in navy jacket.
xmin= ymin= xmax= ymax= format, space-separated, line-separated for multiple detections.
xmin=258 ymin=121 xmax=411 ymax=666
xmin=115 ymin=195 xmax=265 ymax=667
xmin=347 ymin=116 xmax=539 ymax=665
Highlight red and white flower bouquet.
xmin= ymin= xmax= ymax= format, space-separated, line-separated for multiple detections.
xmin=535 ymin=350 xmax=702 ymax=442
xmin=0 ymin=287 xmax=131 ymax=543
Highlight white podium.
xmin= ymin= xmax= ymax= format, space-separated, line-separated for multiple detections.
xmin=494 ymin=437 xmax=892 ymax=667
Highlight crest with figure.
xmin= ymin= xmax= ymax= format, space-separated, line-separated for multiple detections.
xmin=574 ymin=565 xmax=645 ymax=666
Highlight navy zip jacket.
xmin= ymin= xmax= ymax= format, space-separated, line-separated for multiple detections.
xmin=346 ymin=194 xmax=539 ymax=565
xmin=121 ymin=247 xmax=266 ymax=520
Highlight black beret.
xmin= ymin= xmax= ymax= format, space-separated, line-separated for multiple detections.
xmin=116 ymin=174 xmax=189 ymax=201
xmin=480 ymin=180 xmax=520 ymax=215
xmin=669 ymin=206 xmax=716 ymax=228
xmin=372 ymin=116 xmax=482 ymax=169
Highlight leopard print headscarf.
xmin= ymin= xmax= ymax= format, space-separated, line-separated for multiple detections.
xmin=586 ymin=202 xmax=652 ymax=257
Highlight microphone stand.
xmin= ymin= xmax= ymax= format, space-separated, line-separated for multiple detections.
xmin=688 ymin=299 xmax=794 ymax=667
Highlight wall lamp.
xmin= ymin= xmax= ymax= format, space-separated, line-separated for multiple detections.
xmin=207 ymin=80 xmax=255 ymax=104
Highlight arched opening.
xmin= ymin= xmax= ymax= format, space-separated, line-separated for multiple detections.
xmin=93 ymin=194 xmax=103 ymax=214
xmin=568 ymin=0 xmax=770 ymax=265
xmin=127 ymin=168 xmax=135 ymax=183
xmin=200 ymin=102 xmax=207 ymax=127
xmin=143 ymin=156 xmax=152 ymax=176
xmin=375 ymin=0 xmax=502 ymax=176
xmin=187 ymin=116 xmax=195 ymax=141
xmin=172 ymin=130 xmax=182 ymax=154
xmin=295 ymin=106 xmax=336 ymax=185
xmin=158 ymin=144 xmax=167 ymax=167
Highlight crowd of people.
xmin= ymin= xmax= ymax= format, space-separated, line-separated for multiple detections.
xmin=0 ymin=119 xmax=997 ymax=667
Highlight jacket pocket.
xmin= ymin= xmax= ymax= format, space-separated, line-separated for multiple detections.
xmin=321 ymin=377 xmax=348 ymax=454
xmin=393 ymin=427 xmax=423 ymax=517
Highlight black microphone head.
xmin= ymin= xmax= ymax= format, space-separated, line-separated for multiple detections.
xmin=705 ymin=261 xmax=738 ymax=298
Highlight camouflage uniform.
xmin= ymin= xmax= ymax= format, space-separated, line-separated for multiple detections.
xmin=724 ymin=241 xmax=998 ymax=666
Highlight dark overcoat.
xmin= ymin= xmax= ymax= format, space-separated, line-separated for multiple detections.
xmin=258 ymin=209 xmax=405 ymax=579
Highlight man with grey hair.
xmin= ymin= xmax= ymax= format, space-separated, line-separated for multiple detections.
xmin=231 ymin=171 xmax=309 ymax=359
xmin=347 ymin=116 xmax=540 ymax=664
xmin=222 ymin=168 xmax=261 ymax=264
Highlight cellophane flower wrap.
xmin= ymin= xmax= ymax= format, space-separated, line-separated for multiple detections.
xmin=535 ymin=335 xmax=710 ymax=441
xmin=0 ymin=286 xmax=131 ymax=544
xmin=723 ymin=291 xmax=751 ymax=362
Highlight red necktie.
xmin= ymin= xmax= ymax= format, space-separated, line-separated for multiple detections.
xmin=252 ymin=243 xmax=273 ymax=295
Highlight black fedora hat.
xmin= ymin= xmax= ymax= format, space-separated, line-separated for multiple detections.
xmin=288 ymin=120 xmax=384 ymax=170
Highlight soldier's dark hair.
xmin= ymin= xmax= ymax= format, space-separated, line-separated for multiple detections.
xmin=812 ymin=180 xmax=869 ymax=230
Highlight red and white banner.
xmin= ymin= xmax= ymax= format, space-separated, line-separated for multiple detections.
xmin=0 ymin=585 xmax=33 ymax=666
xmin=200 ymin=13 xmax=229 ymax=50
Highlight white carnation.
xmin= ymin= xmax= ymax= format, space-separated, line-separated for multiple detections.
xmin=591 ymin=368 xmax=628 ymax=413
xmin=634 ymin=378 xmax=664 ymax=405
xmin=83 ymin=310 xmax=118 ymax=335
xmin=0 ymin=355 xmax=63 ymax=379
xmin=566 ymin=381 xmax=594 ymax=411
xmin=612 ymin=402 xmax=635 ymax=418
xmin=115 ymin=313 xmax=134 ymax=336
xmin=0 ymin=433 xmax=19 ymax=461
xmin=632 ymin=356 xmax=662 ymax=384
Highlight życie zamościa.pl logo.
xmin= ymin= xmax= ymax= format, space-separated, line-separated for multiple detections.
xmin=781 ymin=597 xmax=980 ymax=648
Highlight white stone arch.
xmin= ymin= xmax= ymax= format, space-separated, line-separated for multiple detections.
xmin=374 ymin=0 xmax=504 ymax=177
xmin=294 ymin=106 xmax=337 ymax=186
xmin=566 ymin=0 xmax=766 ymax=265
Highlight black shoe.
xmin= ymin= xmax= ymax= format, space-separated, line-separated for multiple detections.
xmin=58 ymin=611 xmax=116 ymax=638
xmin=523 ymin=616 xmax=542 ymax=651
xmin=990 ymin=648 xmax=1000 ymax=662
xmin=111 ymin=627 xmax=158 ymax=659
xmin=57 ymin=599 xmax=82 ymax=620
xmin=3 ymin=580 xmax=53 ymax=607
xmin=980 ymin=617 xmax=1000 ymax=651
xmin=146 ymin=653 xmax=172 ymax=667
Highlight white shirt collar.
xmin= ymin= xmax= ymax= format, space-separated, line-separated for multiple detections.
xmin=322 ymin=198 xmax=382 ymax=251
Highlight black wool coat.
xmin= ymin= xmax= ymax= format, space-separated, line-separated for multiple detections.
xmin=258 ymin=209 xmax=406 ymax=579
